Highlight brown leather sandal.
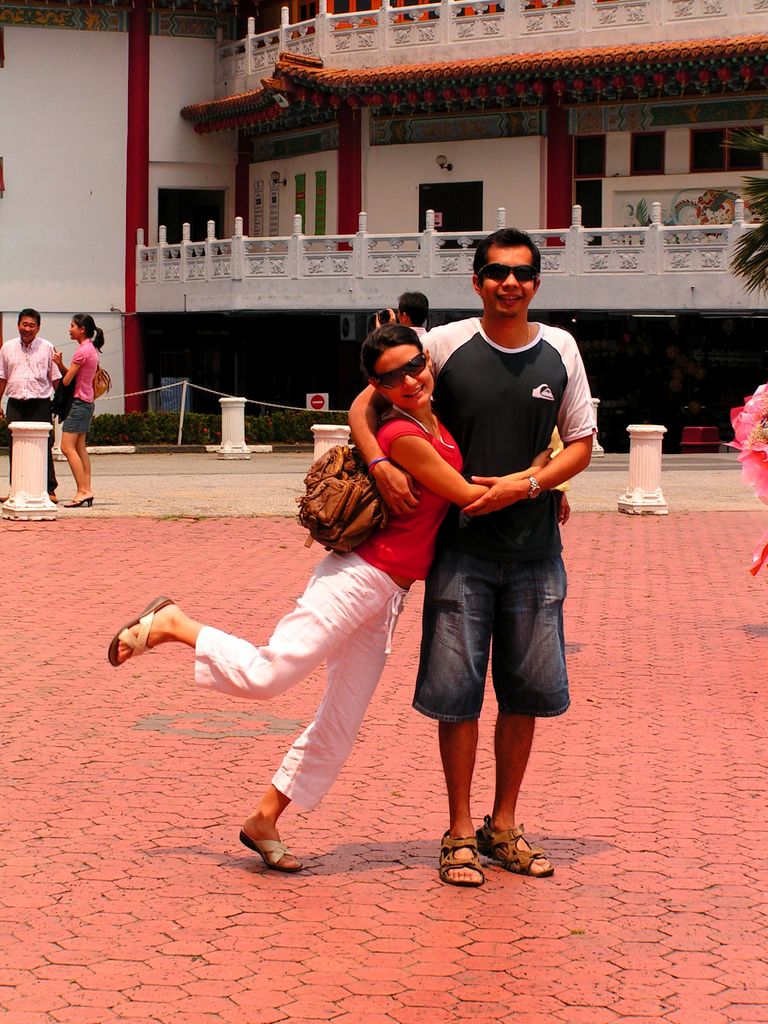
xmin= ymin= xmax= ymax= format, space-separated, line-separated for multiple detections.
xmin=107 ymin=596 xmax=175 ymax=667
xmin=475 ymin=816 xmax=554 ymax=877
xmin=438 ymin=832 xmax=485 ymax=887
xmin=239 ymin=830 xmax=304 ymax=873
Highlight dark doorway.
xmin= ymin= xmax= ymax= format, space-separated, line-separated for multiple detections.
xmin=574 ymin=180 xmax=602 ymax=229
xmin=418 ymin=181 xmax=483 ymax=233
xmin=157 ymin=188 xmax=227 ymax=244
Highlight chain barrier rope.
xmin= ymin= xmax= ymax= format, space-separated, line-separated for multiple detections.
xmin=96 ymin=382 xmax=174 ymax=401
xmin=97 ymin=379 xmax=349 ymax=415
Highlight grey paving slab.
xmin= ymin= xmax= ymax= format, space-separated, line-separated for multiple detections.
xmin=0 ymin=450 xmax=760 ymax=519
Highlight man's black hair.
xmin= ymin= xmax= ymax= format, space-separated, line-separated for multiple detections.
xmin=397 ymin=291 xmax=429 ymax=328
xmin=17 ymin=308 xmax=41 ymax=327
xmin=472 ymin=229 xmax=541 ymax=276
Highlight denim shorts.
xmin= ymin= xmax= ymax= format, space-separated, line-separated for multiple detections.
xmin=413 ymin=547 xmax=569 ymax=722
xmin=62 ymin=398 xmax=94 ymax=434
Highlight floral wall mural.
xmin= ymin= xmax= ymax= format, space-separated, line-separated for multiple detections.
xmin=619 ymin=188 xmax=755 ymax=227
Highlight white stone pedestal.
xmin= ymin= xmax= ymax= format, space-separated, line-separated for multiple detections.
xmin=618 ymin=424 xmax=668 ymax=515
xmin=217 ymin=397 xmax=250 ymax=460
xmin=2 ymin=422 xmax=58 ymax=521
xmin=591 ymin=398 xmax=605 ymax=458
xmin=311 ymin=424 xmax=351 ymax=462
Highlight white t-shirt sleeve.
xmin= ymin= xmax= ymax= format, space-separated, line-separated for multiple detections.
xmin=423 ymin=318 xmax=481 ymax=377
xmin=557 ymin=335 xmax=598 ymax=440
xmin=547 ymin=327 xmax=597 ymax=442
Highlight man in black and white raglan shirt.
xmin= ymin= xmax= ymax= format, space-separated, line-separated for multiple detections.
xmin=350 ymin=228 xmax=596 ymax=887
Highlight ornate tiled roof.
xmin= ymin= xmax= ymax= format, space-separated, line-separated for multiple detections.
xmin=182 ymin=34 xmax=768 ymax=133
xmin=117 ymin=0 xmax=243 ymax=8
xmin=1 ymin=0 xmax=243 ymax=8
xmin=278 ymin=34 xmax=768 ymax=85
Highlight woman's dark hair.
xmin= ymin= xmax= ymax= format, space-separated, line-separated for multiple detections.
xmin=72 ymin=313 xmax=105 ymax=351
xmin=361 ymin=323 xmax=423 ymax=379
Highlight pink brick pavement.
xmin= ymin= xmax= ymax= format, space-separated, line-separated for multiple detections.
xmin=2 ymin=511 xmax=767 ymax=1024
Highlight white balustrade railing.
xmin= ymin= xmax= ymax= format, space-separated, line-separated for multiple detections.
xmin=248 ymin=27 xmax=281 ymax=75
xmin=281 ymin=11 xmax=318 ymax=59
xmin=217 ymin=0 xmax=764 ymax=86
xmin=388 ymin=0 xmax=441 ymax=52
xmin=243 ymin=238 xmax=292 ymax=279
xmin=137 ymin=202 xmax=754 ymax=289
xmin=304 ymin=235 xmax=358 ymax=277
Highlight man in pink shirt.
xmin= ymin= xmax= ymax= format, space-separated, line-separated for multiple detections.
xmin=0 ymin=309 xmax=62 ymax=501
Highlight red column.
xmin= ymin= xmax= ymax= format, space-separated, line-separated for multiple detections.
xmin=337 ymin=106 xmax=362 ymax=235
xmin=546 ymin=98 xmax=573 ymax=230
xmin=235 ymin=132 xmax=251 ymax=228
xmin=124 ymin=0 xmax=149 ymax=412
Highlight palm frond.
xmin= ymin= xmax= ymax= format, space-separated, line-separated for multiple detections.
xmin=732 ymin=228 xmax=768 ymax=294
xmin=729 ymin=130 xmax=768 ymax=293
xmin=729 ymin=127 xmax=768 ymax=154
xmin=739 ymin=183 xmax=768 ymax=225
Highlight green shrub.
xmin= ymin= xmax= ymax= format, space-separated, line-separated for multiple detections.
xmin=0 ymin=410 xmax=349 ymax=447
xmin=85 ymin=410 xmax=348 ymax=446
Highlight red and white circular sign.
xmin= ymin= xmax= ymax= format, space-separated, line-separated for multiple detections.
xmin=306 ymin=393 xmax=329 ymax=411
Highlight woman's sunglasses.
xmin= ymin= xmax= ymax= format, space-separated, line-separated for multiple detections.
xmin=477 ymin=263 xmax=538 ymax=284
xmin=373 ymin=352 xmax=428 ymax=389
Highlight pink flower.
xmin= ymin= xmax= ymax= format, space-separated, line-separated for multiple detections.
xmin=730 ymin=383 xmax=768 ymax=504
xmin=730 ymin=383 xmax=768 ymax=573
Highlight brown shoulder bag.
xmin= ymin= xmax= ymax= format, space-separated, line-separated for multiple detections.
xmin=296 ymin=445 xmax=388 ymax=552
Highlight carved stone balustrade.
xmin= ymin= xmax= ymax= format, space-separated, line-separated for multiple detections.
xmin=137 ymin=205 xmax=761 ymax=317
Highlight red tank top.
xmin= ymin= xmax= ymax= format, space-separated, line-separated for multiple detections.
xmin=355 ymin=414 xmax=463 ymax=581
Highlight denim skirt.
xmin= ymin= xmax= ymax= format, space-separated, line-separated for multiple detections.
xmin=62 ymin=398 xmax=94 ymax=434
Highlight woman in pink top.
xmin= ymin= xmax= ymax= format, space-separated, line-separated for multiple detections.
xmin=53 ymin=313 xmax=103 ymax=508
xmin=107 ymin=325 xmax=548 ymax=876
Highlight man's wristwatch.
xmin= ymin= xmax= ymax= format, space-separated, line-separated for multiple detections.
xmin=527 ymin=476 xmax=541 ymax=500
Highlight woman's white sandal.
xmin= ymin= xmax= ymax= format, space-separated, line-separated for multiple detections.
xmin=107 ymin=596 xmax=175 ymax=667
xmin=239 ymin=830 xmax=304 ymax=872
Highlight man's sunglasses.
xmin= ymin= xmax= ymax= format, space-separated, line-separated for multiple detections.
xmin=477 ymin=263 xmax=539 ymax=284
xmin=372 ymin=352 xmax=428 ymax=389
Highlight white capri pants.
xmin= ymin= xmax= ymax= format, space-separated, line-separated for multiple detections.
xmin=195 ymin=552 xmax=407 ymax=810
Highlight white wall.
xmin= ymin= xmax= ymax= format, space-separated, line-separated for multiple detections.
xmin=249 ymin=152 xmax=338 ymax=237
xmin=605 ymin=132 xmax=629 ymax=177
xmin=0 ymin=27 xmax=128 ymax=314
xmin=0 ymin=27 xmax=239 ymax=408
xmin=363 ymin=135 xmax=542 ymax=232
xmin=149 ymin=36 xmax=235 ymax=242
xmin=245 ymin=133 xmax=542 ymax=238
xmin=665 ymin=129 xmax=690 ymax=175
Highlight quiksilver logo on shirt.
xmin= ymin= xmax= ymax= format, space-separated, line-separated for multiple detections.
xmin=531 ymin=384 xmax=555 ymax=401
